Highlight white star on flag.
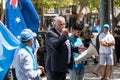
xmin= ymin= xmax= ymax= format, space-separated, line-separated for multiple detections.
xmin=15 ymin=17 xmax=21 ymax=23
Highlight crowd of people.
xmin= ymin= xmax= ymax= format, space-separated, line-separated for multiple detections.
xmin=13 ymin=16 xmax=119 ymax=80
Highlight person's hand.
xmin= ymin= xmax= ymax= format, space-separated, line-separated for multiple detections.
xmin=62 ymin=28 xmax=68 ymax=36
xmin=38 ymin=66 xmax=44 ymax=73
xmin=78 ymin=45 xmax=87 ymax=52
xmin=38 ymin=66 xmax=48 ymax=77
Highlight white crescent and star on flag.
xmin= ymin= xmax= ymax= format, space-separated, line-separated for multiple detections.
xmin=0 ymin=32 xmax=18 ymax=59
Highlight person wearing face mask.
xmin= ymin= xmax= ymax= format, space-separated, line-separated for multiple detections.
xmin=69 ymin=24 xmax=86 ymax=80
xmin=45 ymin=16 xmax=86 ymax=80
xmin=99 ymin=24 xmax=115 ymax=80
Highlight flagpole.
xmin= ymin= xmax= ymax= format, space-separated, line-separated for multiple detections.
xmin=0 ymin=0 xmax=6 ymax=23
xmin=2 ymin=0 xmax=6 ymax=10
xmin=0 ymin=10 xmax=5 ymax=23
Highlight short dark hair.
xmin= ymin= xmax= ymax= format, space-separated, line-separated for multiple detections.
xmin=72 ymin=24 xmax=83 ymax=30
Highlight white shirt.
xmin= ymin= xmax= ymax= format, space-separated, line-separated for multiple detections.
xmin=14 ymin=46 xmax=41 ymax=80
xmin=99 ymin=32 xmax=115 ymax=53
xmin=65 ymin=40 xmax=71 ymax=64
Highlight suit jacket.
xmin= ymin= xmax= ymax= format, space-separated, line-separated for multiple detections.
xmin=45 ymin=28 xmax=78 ymax=72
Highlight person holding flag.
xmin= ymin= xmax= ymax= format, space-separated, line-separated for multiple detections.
xmin=0 ymin=0 xmax=40 ymax=79
xmin=14 ymin=29 xmax=44 ymax=80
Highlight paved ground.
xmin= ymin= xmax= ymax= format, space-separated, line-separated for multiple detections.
xmin=41 ymin=62 xmax=120 ymax=80
xmin=84 ymin=63 xmax=120 ymax=80
xmin=41 ymin=32 xmax=120 ymax=80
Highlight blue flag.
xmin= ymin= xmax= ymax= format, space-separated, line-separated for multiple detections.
xmin=0 ymin=22 xmax=20 ymax=80
xmin=6 ymin=0 xmax=40 ymax=38
xmin=6 ymin=0 xmax=27 ymax=38
xmin=20 ymin=0 xmax=40 ymax=33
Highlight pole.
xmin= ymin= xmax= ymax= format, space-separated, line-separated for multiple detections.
xmin=100 ymin=0 xmax=110 ymax=30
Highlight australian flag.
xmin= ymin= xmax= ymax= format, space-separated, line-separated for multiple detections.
xmin=0 ymin=21 xmax=19 ymax=80
xmin=6 ymin=0 xmax=40 ymax=38
xmin=4 ymin=0 xmax=40 ymax=79
xmin=6 ymin=0 xmax=27 ymax=38
xmin=20 ymin=0 xmax=40 ymax=34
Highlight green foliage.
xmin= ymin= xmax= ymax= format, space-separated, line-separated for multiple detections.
xmin=32 ymin=0 xmax=72 ymax=13
xmin=114 ymin=0 xmax=120 ymax=8
xmin=72 ymin=0 xmax=100 ymax=14
xmin=88 ymin=0 xmax=100 ymax=12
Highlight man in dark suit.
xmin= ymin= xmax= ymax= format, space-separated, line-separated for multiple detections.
xmin=45 ymin=16 xmax=86 ymax=80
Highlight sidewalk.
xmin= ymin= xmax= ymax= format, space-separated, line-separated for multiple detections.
xmin=84 ymin=64 xmax=120 ymax=80
xmin=41 ymin=63 xmax=120 ymax=80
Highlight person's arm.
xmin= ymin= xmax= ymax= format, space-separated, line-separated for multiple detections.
xmin=19 ymin=50 xmax=42 ymax=79
xmin=71 ymin=45 xmax=87 ymax=53
xmin=34 ymin=40 xmax=40 ymax=57
xmin=100 ymin=36 xmax=115 ymax=47
xmin=107 ymin=40 xmax=115 ymax=46
xmin=46 ymin=28 xmax=68 ymax=49
xmin=99 ymin=33 xmax=109 ymax=47
xmin=100 ymin=40 xmax=108 ymax=47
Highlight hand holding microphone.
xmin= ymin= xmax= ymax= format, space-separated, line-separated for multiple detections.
xmin=62 ymin=28 xmax=68 ymax=36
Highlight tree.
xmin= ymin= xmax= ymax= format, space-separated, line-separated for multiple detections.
xmin=32 ymin=0 xmax=72 ymax=13
xmin=88 ymin=0 xmax=100 ymax=13
xmin=114 ymin=0 xmax=120 ymax=8
xmin=32 ymin=0 xmax=72 ymax=30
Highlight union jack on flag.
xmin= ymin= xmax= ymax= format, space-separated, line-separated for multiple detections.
xmin=10 ymin=0 xmax=18 ymax=7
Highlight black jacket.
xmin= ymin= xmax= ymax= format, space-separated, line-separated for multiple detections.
xmin=45 ymin=28 xmax=78 ymax=72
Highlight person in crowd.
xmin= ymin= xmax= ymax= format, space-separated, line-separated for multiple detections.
xmin=45 ymin=16 xmax=86 ymax=80
xmin=99 ymin=24 xmax=115 ymax=80
xmin=83 ymin=24 xmax=98 ymax=65
xmin=92 ymin=33 xmax=101 ymax=77
xmin=69 ymin=24 xmax=85 ymax=80
xmin=114 ymin=25 xmax=120 ymax=64
xmin=83 ymin=24 xmax=94 ymax=48
xmin=14 ymin=29 xmax=44 ymax=80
